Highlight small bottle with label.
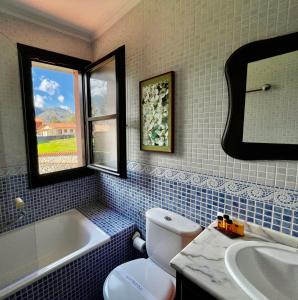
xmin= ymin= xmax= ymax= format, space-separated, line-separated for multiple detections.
xmin=217 ymin=216 xmax=223 ymax=228
xmin=223 ymin=214 xmax=230 ymax=228
xmin=232 ymin=221 xmax=244 ymax=236
xmin=225 ymin=219 xmax=233 ymax=232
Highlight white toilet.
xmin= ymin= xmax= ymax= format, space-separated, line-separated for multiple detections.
xmin=103 ymin=207 xmax=202 ymax=300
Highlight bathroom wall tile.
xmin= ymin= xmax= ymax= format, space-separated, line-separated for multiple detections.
xmin=78 ymin=202 xmax=136 ymax=236
xmin=0 ymin=174 xmax=100 ymax=234
xmin=90 ymin=0 xmax=298 ymax=243
xmin=93 ymin=0 xmax=298 ymax=191
xmin=98 ymin=163 xmax=297 ymax=237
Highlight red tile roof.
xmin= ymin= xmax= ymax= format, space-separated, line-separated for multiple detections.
xmin=37 ymin=123 xmax=76 ymax=131
xmin=46 ymin=123 xmax=76 ymax=129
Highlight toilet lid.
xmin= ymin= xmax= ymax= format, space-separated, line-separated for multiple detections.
xmin=103 ymin=258 xmax=175 ymax=300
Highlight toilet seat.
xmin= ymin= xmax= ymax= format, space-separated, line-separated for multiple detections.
xmin=103 ymin=258 xmax=175 ymax=300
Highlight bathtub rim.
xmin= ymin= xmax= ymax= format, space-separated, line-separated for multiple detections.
xmin=0 ymin=208 xmax=111 ymax=299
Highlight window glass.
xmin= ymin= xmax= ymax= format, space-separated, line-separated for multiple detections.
xmin=32 ymin=62 xmax=84 ymax=174
xmin=89 ymin=58 xmax=116 ymax=117
xmin=91 ymin=119 xmax=117 ymax=170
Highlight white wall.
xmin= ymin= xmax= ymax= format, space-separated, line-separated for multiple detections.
xmin=0 ymin=12 xmax=92 ymax=173
xmin=92 ymin=0 xmax=298 ymax=190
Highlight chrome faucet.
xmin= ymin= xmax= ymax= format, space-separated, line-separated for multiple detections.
xmin=0 ymin=198 xmax=26 ymax=231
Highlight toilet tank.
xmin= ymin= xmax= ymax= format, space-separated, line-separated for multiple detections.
xmin=145 ymin=208 xmax=202 ymax=277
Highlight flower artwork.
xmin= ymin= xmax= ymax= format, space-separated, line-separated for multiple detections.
xmin=140 ymin=72 xmax=174 ymax=152
xmin=142 ymin=82 xmax=168 ymax=146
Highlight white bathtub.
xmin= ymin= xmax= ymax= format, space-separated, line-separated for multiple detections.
xmin=0 ymin=209 xmax=110 ymax=299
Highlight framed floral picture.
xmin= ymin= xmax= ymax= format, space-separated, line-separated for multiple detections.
xmin=140 ymin=71 xmax=174 ymax=152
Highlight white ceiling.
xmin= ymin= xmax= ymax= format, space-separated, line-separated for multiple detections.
xmin=0 ymin=0 xmax=141 ymax=41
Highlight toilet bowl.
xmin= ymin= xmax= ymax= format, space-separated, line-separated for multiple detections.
xmin=103 ymin=208 xmax=202 ymax=300
xmin=103 ymin=258 xmax=175 ymax=300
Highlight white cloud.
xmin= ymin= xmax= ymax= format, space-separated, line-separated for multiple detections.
xmin=58 ymin=95 xmax=65 ymax=103
xmin=60 ymin=105 xmax=71 ymax=111
xmin=38 ymin=78 xmax=59 ymax=95
xmin=34 ymin=94 xmax=45 ymax=109
xmin=90 ymin=79 xmax=107 ymax=97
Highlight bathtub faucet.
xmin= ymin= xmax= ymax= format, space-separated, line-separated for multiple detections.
xmin=0 ymin=198 xmax=26 ymax=231
xmin=0 ymin=210 xmax=26 ymax=231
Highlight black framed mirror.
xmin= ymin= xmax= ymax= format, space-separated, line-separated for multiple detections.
xmin=222 ymin=32 xmax=298 ymax=160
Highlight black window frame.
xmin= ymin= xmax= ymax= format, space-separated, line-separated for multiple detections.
xmin=84 ymin=46 xmax=127 ymax=178
xmin=18 ymin=44 xmax=127 ymax=188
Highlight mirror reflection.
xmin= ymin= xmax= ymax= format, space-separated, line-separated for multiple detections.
xmin=243 ymin=50 xmax=298 ymax=144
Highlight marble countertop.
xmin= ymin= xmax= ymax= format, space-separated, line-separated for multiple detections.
xmin=170 ymin=221 xmax=298 ymax=300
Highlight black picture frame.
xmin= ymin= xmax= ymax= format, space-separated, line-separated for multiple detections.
xmin=222 ymin=32 xmax=298 ymax=160
xmin=84 ymin=46 xmax=127 ymax=178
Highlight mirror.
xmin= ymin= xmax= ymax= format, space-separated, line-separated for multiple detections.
xmin=222 ymin=32 xmax=298 ymax=160
xmin=243 ymin=51 xmax=298 ymax=145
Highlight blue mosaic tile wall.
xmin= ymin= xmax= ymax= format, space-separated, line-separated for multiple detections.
xmin=0 ymin=174 xmax=100 ymax=234
xmin=5 ymin=204 xmax=137 ymax=300
xmin=98 ymin=167 xmax=298 ymax=238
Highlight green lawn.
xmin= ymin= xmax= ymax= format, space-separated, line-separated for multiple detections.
xmin=38 ymin=138 xmax=77 ymax=154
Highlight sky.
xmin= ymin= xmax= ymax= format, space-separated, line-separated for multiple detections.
xmin=32 ymin=65 xmax=75 ymax=113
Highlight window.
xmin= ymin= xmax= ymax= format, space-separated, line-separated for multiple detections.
xmin=31 ymin=62 xmax=84 ymax=175
xmin=84 ymin=49 xmax=126 ymax=176
xmin=18 ymin=44 xmax=126 ymax=187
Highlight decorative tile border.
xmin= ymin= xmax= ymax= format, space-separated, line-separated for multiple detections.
xmin=99 ymin=168 xmax=298 ymax=237
xmin=2 ymin=162 xmax=296 ymax=209
xmin=0 ymin=165 xmax=27 ymax=177
xmin=127 ymin=161 xmax=298 ymax=209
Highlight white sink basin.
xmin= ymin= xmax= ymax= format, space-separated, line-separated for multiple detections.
xmin=225 ymin=241 xmax=298 ymax=300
